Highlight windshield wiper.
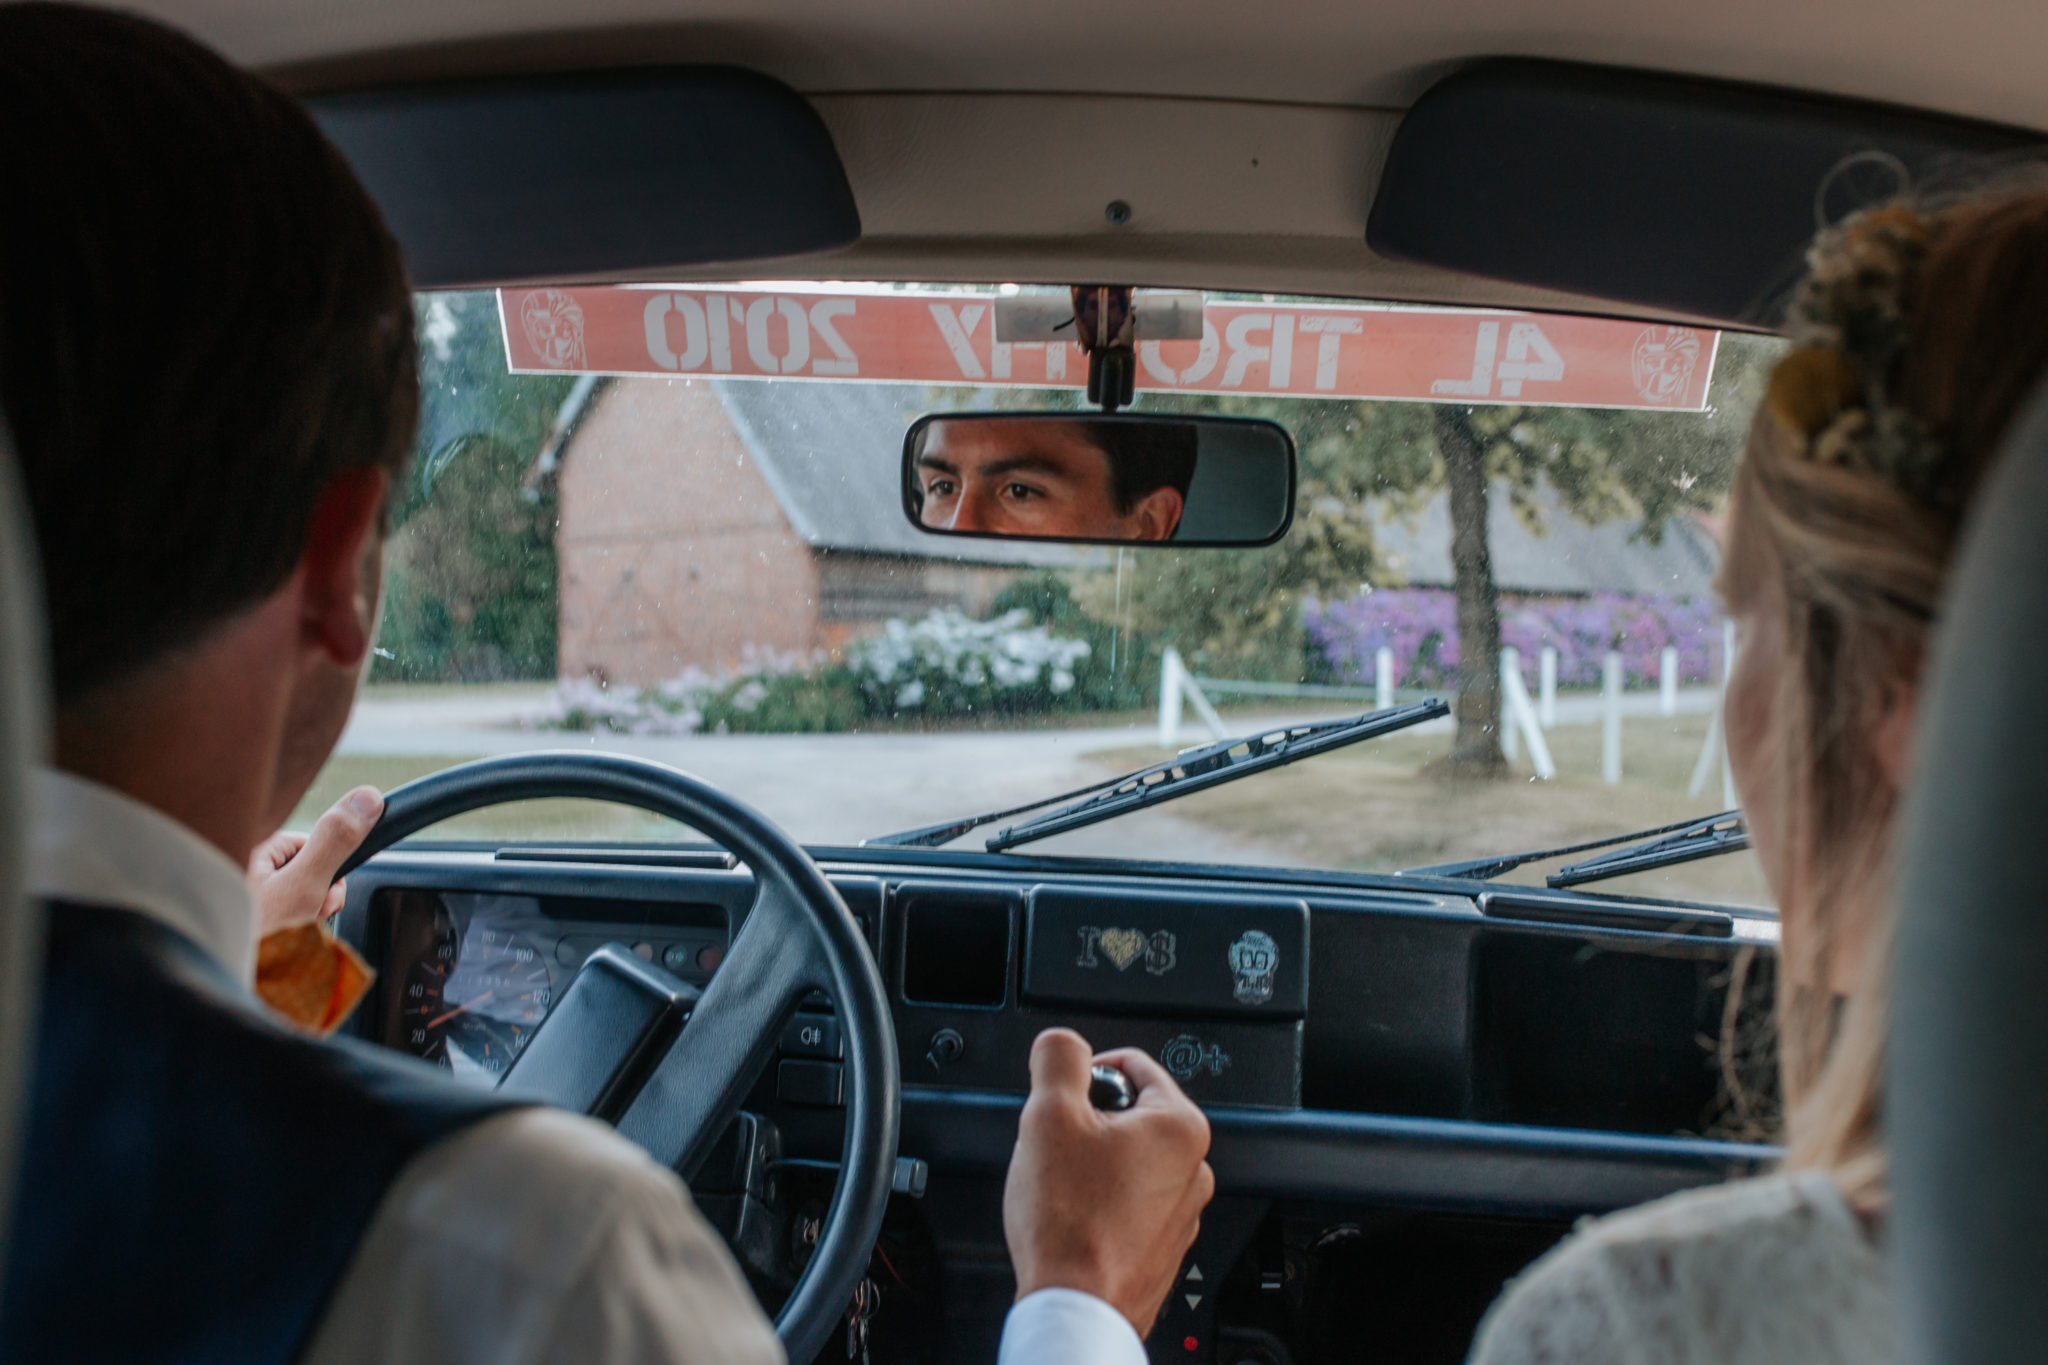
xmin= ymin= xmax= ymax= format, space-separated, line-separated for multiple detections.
xmin=1401 ymin=810 xmax=1748 ymax=889
xmin=1546 ymin=811 xmax=1749 ymax=889
xmin=867 ymin=699 xmax=1449 ymax=852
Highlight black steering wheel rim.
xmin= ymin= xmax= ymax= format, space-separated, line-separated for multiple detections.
xmin=337 ymin=750 xmax=900 ymax=1364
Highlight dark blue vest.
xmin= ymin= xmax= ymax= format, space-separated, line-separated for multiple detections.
xmin=0 ymin=903 xmax=523 ymax=1364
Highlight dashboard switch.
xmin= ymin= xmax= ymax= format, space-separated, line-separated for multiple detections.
xmin=782 ymin=1012 xmax=842 ymax=1059
xmin=776 ymin=1059 xmax=844 ymax=1107
xmin=925 ymin=1027 xmax=965 ymax=1075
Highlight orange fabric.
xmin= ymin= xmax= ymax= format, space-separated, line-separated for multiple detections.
xmin=255 ymin=923 xmax=374 ymax=1034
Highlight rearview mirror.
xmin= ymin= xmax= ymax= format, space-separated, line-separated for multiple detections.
xmin=902 ymin=412 xmax=1295 ymax=547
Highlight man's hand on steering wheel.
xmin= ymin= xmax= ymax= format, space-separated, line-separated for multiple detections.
xmin=247 ymin=786 xmax=384 ymax=935
xmin=1004 ymin=1028 xmax=1216 ymax=1338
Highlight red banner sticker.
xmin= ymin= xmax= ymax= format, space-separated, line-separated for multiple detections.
xmin=499 ymin=285 xmax=1719 ymax=411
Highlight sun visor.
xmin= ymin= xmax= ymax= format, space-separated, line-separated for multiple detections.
xmin=309 ymin=69 xmax=860 ymax=288
xmin=1367 ymin=61 xmax=2038 ymax=325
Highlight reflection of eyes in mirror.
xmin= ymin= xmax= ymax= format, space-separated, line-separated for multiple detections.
xmin=904 ymin=412 xmax=1296 ymax=547
xmin=912 ymin=417 xmax=1193 ymax=542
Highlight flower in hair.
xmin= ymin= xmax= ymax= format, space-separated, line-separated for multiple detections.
xmin=1766 ymin=346 xmax=1862 ymax=437
xmin=1768 ymin=203 xmax=1948 ymax=500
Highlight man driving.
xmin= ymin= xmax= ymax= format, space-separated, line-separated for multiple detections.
xmin=913 ymin=417 xmax=1195 ymax=541
xmin=0 ymin=7 xmax=1212 ymax=1363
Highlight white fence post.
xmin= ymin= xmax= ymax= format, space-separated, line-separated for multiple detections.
xmin=1688 ymin=708 xmax=1724 ymax=797
xmin=1602 ymin=651 xmax=1624 ymax=785
xmin=1499 ymin=647 xmax=1556 ymax=779
xmin=1158 ymin=648 xmax=1185 ymax=748
xmin=1159 ymin=647 xmax=1227 ymax=744
xmin=1182 ymin=672 xmax=1228 ymax=742
xmin=1501 ymin=647 xmax=1521 ymax=761
xmin=1374 ymin=646 xmax=1394 ymax=711
xmin=1539 ymin=647 xmax=1558 ymax=729
xmin=1722 ymin=620 xmax=1739 ymax=810
xmin=1690 ymin=621 xmax=1742 ymax=802
xmin=1659 ymin=645 xmax=1679 ymax=716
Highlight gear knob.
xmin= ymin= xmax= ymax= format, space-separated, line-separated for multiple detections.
xmin=1089 ymin=1063 xmax=1136 ymax=1112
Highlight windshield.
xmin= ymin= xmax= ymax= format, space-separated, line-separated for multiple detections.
xmin=304 ymin=283 xmax=1784 ymax=910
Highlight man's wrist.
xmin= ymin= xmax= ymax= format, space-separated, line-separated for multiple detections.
xmin=1000 ymin=1288 xmax=1147 ymax=1365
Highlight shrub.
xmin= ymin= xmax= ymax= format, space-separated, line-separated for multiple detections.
xmin=534 ymin=607 xmax=1099 ymax=734
xmin=847 ymin=609 xmax=1091 ymax=720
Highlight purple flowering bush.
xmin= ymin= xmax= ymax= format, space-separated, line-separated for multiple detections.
xmin=1304 ymin=588 xmax=1724 ymax=690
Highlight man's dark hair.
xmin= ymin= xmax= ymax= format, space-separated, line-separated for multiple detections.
xmin=0 ymin=4 xmax=420 ymax=702
xmin=1076 ymin=420 xmax=1198 ymax=513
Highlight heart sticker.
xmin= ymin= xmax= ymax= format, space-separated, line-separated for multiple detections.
xmin=1097 ymin=928 xmax=1145 ymax=970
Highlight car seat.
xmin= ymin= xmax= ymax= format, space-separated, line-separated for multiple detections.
xmin=1892 ymin=383 xmax=2048 ymax=1362
xmin=0 ymin=414 xmax=47 ymax=1274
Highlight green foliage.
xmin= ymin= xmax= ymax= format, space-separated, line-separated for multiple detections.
xmin=989 ymin=573 xmax=1160 ymax=708
xmin=697 ymin=666 xmax=864 ymax=733
xmin=1473 ymin=331 xmax=1779 ymax=543
xmin=374 ymin=292 xmax=572 ymax=681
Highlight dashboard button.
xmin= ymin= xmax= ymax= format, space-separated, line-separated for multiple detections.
xmin=776 ymin=1059 xmax=844 ymax=1107
xmin=782 ymin=1012 xmax=842 ymax=1059
xmin=661 ymin=943 xmax=692 ymax=973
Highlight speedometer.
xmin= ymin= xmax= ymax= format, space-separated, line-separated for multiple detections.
xmin=398 ymin=898 xmax=554 ymax=1080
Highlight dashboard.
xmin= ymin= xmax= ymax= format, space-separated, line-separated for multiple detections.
xmin=339 ymin=842 xmax=1778 ymax=1365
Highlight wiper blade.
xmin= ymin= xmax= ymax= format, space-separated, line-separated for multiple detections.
xmin=1546 ymin=811 xmax=1748 ymax=889
xmin=1400 ymin=810 xmax=1741 ymax=882
xmin=866 ymin=700 xmax=1448 ymax=851
xmin=989 ymin=700 xmax=1446 ymax=852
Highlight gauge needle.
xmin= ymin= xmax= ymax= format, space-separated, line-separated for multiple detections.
xmin=426 ymin=991 xmax=495 ymax=1028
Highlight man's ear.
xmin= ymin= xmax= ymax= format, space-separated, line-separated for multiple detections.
xmin=1130 ymin=487 xmax=1185 ymax=542
xmin=298 ymin=467 xmax=390 ymax=670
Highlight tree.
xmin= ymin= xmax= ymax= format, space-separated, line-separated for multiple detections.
xmin=375 ymin=292 xmax=575 ymax=682
xmin=1436 ymin=406 xmax=1505 ymax=775
xmin=1411 ymin=333 xmax=1780 ymax=776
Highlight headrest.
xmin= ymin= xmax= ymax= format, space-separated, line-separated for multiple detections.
xmin=1892 ymin=381 xmax=2048 ymax=1362
xmin=0 ymin=418 xmax=48 ymax=1273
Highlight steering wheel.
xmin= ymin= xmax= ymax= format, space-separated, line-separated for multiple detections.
xmin=334 ymin=751 xmax=900 ymax=1364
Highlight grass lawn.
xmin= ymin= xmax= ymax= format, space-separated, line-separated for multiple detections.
xmin=291 ymin=754 xmax=694 ymax=843
xmin=356 ymin=681 xmax=555 ymax=705
xmin=1093 ymin=712 xmax=1775 ymax=909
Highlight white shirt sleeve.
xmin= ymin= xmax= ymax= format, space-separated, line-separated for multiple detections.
xmin=999 ymin=1288 xmax=1148 ymax=1365
xmin=300 ymin=1107 xmax=784 ymax=1365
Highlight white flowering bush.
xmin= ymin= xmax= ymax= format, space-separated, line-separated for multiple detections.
xmin=531 ymin=676 xmax=701 ymax=736
xmin=534 ymin=609 xmax=1094 ymax=734
xmin=846 ymin=609 xmax=1090 ymax=718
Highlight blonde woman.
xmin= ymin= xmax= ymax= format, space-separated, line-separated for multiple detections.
xmin=1468 ymin=191 xmax=2048 ymax=1364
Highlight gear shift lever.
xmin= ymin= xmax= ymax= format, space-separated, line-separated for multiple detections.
xmin=1089 ymin=1063 xmax=1136 ymax=1111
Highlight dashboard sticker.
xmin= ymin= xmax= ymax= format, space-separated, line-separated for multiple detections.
xmin=1160 ymin=1033 xmax=1232 ymax=1081
xmin=1228 ymin=930 xmax=1279 ymax=1005
xmin=1076 ymin=926 xmax=1179 ymax=976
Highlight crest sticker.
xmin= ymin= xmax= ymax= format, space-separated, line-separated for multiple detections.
xmin=519 ymin=288 xmax=588 ymax=369
xmin=1630 ymin=325 xmax=1702 ymax=406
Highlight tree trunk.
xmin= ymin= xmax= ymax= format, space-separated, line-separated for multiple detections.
xmin=1433 ymin=407 xmax=1507 ymax=779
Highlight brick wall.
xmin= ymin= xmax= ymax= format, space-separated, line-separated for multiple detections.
xmin=557 ymin=379 xmax=822 ymax=685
